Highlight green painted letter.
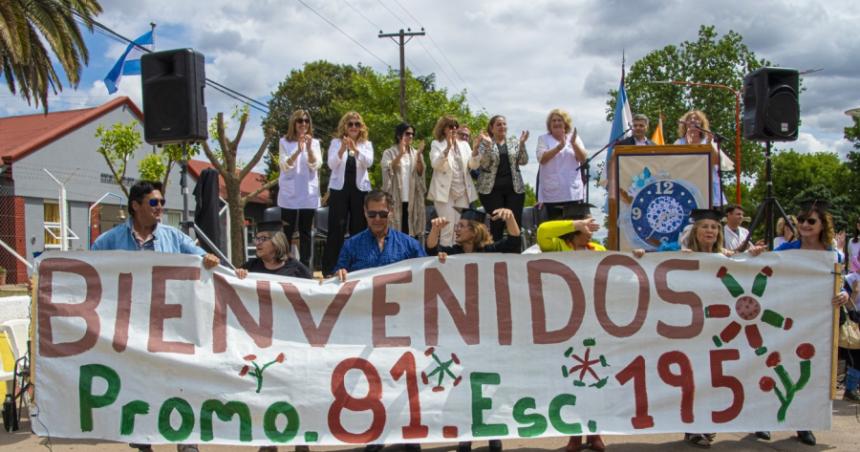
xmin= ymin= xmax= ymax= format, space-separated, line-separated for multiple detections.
xmin=79 ymin=364 xmax=121 ymax=432
xmin=470 ymin=372 xmax=509 ymax=437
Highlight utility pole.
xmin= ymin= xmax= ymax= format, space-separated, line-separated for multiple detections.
xmin=378 ymin=28 xmax=425 ymax=120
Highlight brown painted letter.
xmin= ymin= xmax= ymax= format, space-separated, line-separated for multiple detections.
xmin=594 ymin=255 xmax=649 ymax=337
xmin=527 ymin=259 xmax=586 ymax=344
xmin=148 ymin=266 xmax=200 ymax=354
xmin=279 ymin=280 xmax=359 ymax=347
xmin=494 ymin=262 xmax=512 ymax=345
xmin=212 ymin=275 xmax=273 ymax=352
xmin=424 ymin=263 xmax=480 ymax=346
xmin=38 ymin=257 xmax=102 ymax=357
xmin=373 ymin=271 xmax=412 ymax=347
xmin=655 ymin=259 xmax=704 ymax=338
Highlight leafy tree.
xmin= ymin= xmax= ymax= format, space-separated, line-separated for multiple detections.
xmin=844 ymin=117 xmax=860 ymax=211
xmin=609 ymin=25 xmax=771 ymax=177
xmin=96 ymin=121 xmax=142 ymax=198
xmin=137 ymin=143 xmax=200 ymax=194
xmin=1 ymin=0 xmax=102 ymax=112
xmin=202 ymin=107 xmax=277 ymax=266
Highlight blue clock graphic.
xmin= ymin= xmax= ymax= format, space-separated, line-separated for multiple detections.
xmin=625 ymin=179 xmax=700 ymax=249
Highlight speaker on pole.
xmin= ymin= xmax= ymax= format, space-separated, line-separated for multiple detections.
xmin=742 ymin=67 xmax=799 ymax=141
xmin=141 ymin=49 xmax=207 ymax=144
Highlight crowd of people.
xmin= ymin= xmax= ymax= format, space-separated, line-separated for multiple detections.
xmin=89 ymin=107 xmax=860 ymax=452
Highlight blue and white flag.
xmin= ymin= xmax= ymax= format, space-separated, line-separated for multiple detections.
xmin=104 ymin=30 xmax=154 ymax=94
xmin=604 ymin=79 xmax=633 ymax=168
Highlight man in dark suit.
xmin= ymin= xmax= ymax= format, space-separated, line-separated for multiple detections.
xmin=617 ymin=114 xmax=655 ymax=146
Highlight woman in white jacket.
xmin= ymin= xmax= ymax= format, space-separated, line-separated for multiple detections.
xmin=322 ymin=111 xmax=374 ymax=275
xmin=427 ymin=115 xmax=480 ymax=247
xmin=278 ymin=109 xmax=321 ymax=268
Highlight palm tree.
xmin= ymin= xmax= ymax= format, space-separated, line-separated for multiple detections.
xmin=0 ymin=0 xmax=102 ymax=112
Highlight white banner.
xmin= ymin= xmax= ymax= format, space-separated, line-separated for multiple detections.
xmin=33 ymin=250 xmax=834 ymax=445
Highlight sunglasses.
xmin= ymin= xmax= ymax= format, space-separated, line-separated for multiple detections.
xmin=295 ymin=118 xmax=310 ymax=124
xmin=253 ymin=235 xmax=272 ymax=243
xmin=366 ymin=210 xmax=390 ymax=219
xmin=458 ymin=133 xmax=471 ymax=139
xmin=148 ymin=198 xmax=166 ymax=207
xmin=797 ymin=216 xmax=818 ymax=226
xmin=347 ymin=121 xmax=362 ymax=128
xmin=447 ymin=124 xmax=460 ymax=129
xmin=404 ymin=132 xmax=415 ymax=137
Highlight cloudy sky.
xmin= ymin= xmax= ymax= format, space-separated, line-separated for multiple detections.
xmin=3 ymin=0 xmax=859 ymax=209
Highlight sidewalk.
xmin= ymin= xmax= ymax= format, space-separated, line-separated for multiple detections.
xmin=2 ymin=399 xmax=858 ymax=451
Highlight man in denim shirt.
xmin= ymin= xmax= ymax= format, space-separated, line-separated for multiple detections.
xmin=91 ymin=180 xmax=216 ymax=452
xmin=333 ymin=189 xmax=425 ymax=279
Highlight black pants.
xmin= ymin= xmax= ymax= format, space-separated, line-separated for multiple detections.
xmin=282 ymin=208 xmax=314 ymax=267
xmin=323 ymin=186 xmax=367 ymax=275
xmin=479 ymin=186 xmax=524 ymax=241
xmin=400 ymin=201 xmax=410 ymax=236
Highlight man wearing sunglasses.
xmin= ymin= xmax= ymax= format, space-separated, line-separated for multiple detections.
xmin=92 ymin=180 xmax=219 ymax=268
xmin=332 ymin=189 xmax=426 ymax=282
xmin=91 ymin=181 xmax=216 ymax=452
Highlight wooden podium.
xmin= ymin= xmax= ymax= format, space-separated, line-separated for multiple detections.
xmin=608 ymin=145 xmax=715 ymax=251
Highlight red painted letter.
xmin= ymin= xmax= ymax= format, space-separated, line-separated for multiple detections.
xmin=37 ymin=257 xmax=102 ymax=357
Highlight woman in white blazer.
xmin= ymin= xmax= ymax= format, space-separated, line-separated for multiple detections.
xmin=323 ymin=111 xmax=374 ymax=275
xmin=278 ymin=109 xmax=321 ymax=268
xmin=427 ymin=115 xmax=480 ymax=247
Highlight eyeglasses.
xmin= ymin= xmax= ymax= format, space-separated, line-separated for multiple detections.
xmin=366 ymin=210 xmax=390 ymax=219
xmin=295 ymin=118 xmax=310 ymax=124
xmin=148 ymin=198 xmax=166 ymax=207
xmin=347 ymin=121 xmax=362 ymax=128
xmin=254 ymin=235 xmax=272 ymax=243
xmin=797 ymin=216 xmax=819 ymax=226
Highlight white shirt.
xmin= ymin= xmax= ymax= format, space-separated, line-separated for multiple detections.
xmin=278 ymin=138 xmax=321 ymax=209
xmin=723 ymin=224 xmax=749 ymax=251
xmin=400 ymin=152 xmax=412 ymax=202
xmin=327 ymin=138 xmax=374 ymax=191
xmin=536 ymin=132 xmax=587 ymax=203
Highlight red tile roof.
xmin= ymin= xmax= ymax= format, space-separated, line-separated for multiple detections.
xmin=0 ymin=96 xmax=144 ymax=164
xmin=186 ymin=159 xmax=272 ymax=205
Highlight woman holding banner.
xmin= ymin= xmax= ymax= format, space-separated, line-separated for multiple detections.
xmin=759 ymin=200 xmax=851 ymax=446
xmin=426 ymin=207 xmax=521 ymax=259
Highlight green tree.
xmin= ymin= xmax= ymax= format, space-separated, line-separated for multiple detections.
xmin=96 ymin=121 xmax=142 ymax=198
xmin=609 ymin=25 xmax=771 ymax=177
xmin=1 ymin=0 xmax=103 ymax=112
xmin=137 ymin=143 xmax=200 ymax=194
xmin=202 ymin=107 xmax=277 ymax=266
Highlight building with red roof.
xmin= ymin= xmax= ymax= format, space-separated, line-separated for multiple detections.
xmin=0 ymin=97 xmax=272 ymax=283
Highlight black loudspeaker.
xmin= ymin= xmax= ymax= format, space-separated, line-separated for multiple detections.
xmin=141 ymin=49 xmax=207 ymax=144
xmin=742 ymin=67 xmax=799 ymax=141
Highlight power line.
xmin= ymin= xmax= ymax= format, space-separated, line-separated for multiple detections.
xmin=295 ymin=0 xmax=392 ymax=69
xmin=344 ymin=0 xmax=425 ymax=75
xmin=389 ymin=0 xmax=486 ymax=111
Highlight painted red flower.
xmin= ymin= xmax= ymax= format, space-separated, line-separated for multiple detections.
xmin=796 ymin=343 xmax=815 ymax=360
xmin=243 ymin=354 xmax=257 ymax=361
xmin=239 ymin=365 xmax=250 ymax=377
xmin=766 ymin=351 xmax=781 ymax=368
xmin=275 ymin=352 xmax=286 ymax=363
xmin=759 ymin=376 xmax=775 ymax=392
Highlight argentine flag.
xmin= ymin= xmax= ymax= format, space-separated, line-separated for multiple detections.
xmin=104 ymin=31 xmax=154 ymax=94
xmin=604 ymin=79 xmax=633 ymax=168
